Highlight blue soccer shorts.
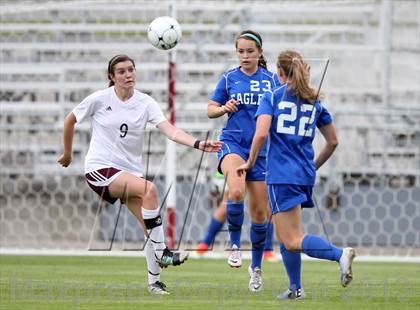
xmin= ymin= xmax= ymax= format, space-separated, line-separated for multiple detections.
xmin=267 ymin=184 xmax=314 ymax=214
xmin=217 ymin=139 xmax=266 ymax=182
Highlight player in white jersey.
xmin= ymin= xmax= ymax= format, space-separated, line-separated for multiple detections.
xmin=58 ymin=54 xmax=222 ymax=295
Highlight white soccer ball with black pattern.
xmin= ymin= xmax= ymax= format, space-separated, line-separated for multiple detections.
xmin=147 ymin=16 xmax=182 ymax=50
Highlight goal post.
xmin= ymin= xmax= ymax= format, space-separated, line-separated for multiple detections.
xmin=165 ymin=0 xmax=177 ymax=249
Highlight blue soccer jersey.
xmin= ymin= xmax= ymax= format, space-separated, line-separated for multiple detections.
xmin=256 ymin=84 xmax=333 ymax=185
xmin=210 ymin=66 xmax=280 ymax=155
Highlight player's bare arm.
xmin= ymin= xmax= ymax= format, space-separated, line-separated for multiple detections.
xmin=207 ymin=99 xmax=238 ymax=118
xmin=58 ymin=112 xmax=77 ymax=167
xmin=315 ymin=123 xmax=339 ymax=170
xmin=157 ymin=120 xmax=223 ymax=152
xmin=237 ymin=114 xmax=272 ymax=175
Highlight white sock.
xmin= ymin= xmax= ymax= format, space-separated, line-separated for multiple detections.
xmin=145 ymin=239 xmax=161 ymax=285
xmin=142 ymin=208 xmax=166 ymax=259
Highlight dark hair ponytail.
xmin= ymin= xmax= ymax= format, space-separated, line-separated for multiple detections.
xmin=107 ymin=54 xmax=135 ymax=87
xmin=258 ymin=55 xmax=267 ymax=69
xmin=236 ymin=29 xmax=267 ymax=69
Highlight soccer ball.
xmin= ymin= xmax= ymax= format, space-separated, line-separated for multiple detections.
xmin=147 ymin=16 xmax=182 ymax=50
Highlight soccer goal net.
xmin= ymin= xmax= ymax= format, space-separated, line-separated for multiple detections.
xmin=0 ymin=0 xmax=419 ymax=261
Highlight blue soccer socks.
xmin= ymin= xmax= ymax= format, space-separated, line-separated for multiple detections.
xmin=280 ymin=243 xmax=302 ymax=290
xmin=227 ymin=200 xmax=244 ymax=248
xmin=263 ymin=221 xmax=274 ymax=251
xmin=250 ymin=222 xmax=267 ymax=269
xmin=301 ymin=234 xmax=343 ymax=262
xmin=202 ymin=217 xmax=224 ymax=246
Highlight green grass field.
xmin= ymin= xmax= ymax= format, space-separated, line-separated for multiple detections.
xmin=0 ymin=255 xmax=419 ymax=310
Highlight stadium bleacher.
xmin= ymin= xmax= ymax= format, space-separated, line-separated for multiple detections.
xmin=0 ymin=0 xmax=418 ymax=255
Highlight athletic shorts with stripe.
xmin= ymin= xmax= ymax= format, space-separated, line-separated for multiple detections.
xmin=267 ymin=184 xmax=314 ymax=214
xmin=85 ymin=167 xmax=124 ymax=204
xmin=217 ymin=139 xmax=266 ymax=182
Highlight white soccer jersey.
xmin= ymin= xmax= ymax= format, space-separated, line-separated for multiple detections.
xmin=72 ymin=86 xmax=167 ymax=177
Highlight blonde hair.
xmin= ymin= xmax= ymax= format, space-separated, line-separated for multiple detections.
xmin=277 ymin=50 xmax=321 ymax=103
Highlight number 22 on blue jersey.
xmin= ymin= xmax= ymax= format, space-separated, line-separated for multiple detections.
xmin=276 ymin=101 xmax=316 ymax=137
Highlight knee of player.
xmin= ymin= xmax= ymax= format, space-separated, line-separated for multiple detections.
xmin=144 ymin=182 xmax=158 ymax=200
xmin=252 ymin=209 xmax=266 ymax=223
xmin=283 ymin=239 xmax=302 ymax=252
xmin=228 ymin=188 xmax=245 ymax=202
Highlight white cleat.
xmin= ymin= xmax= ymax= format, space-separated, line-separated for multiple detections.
xmin=339 ymin=247 xmax=356 ymax=287
xmin=227 ymin=245 xmax=242 ymax=268
xmin=278 ymin=288 xmax=305 ymax=300
xmin=148 ymin=281 xmax=169 ymax=295
xmin=248 ymin=266 xmax=263 ymax=292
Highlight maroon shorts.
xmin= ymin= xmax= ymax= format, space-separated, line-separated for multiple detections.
xmin=85 ymin=168 xmax=122 ymax=204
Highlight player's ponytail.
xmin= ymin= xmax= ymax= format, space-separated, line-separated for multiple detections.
xmin=258 ymin=54 xmax=268 ymax=70
xmin=236 ymin=30 xmax=267 ymax=69
xmin=107 ymin=54 xmax=136 ymax=87
xmin=277 ymin=50 xmax=320 ymax=103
